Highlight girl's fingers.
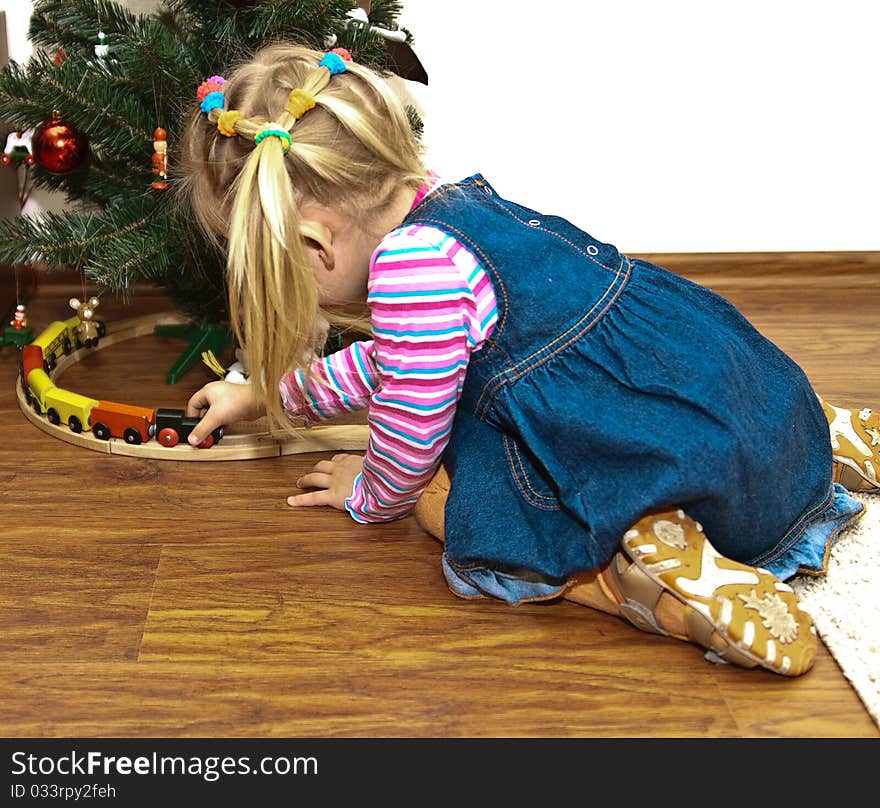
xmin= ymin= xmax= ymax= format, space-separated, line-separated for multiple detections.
xmin=186 ymin=390 xmax=208 ymax=418
xmin=295 ymin=471 xmax=332 ymax=490
xmin=289 ymin=454 xmax=363 ymax=511
xmin=311 ymin=460 xmax=339 ymax=475
xmin=287 ymin=490 xmax=332 ymax=507
xmin=187 ymin=414 xmax=218 ymax=445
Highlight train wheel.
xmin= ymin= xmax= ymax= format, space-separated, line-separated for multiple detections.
xmin=197 ymin=434 xmax=215 ymax=449
xmin=47 ymin=408 xmax=60 ymax=425
xmin=124 ymin=428 xmax=142 ymax=445
xmin=32 ymin=398 xmax=41 ymax=415
xmin=62 ymin=338 xmax=71 ymax=355
xmin=69 ymin=416 xmax=83 ymax=433
xmin=158 ymin=427 xmax=179 ymax=447
xmin=93 ymin=423 xmax=111 ymax=440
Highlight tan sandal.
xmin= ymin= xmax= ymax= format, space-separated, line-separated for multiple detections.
xmin=820 ymin=398 xmax=880 ymax=493
xmin=605 ymin=509 xmax=817 ymax=676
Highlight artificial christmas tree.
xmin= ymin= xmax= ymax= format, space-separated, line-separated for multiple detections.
xmin=0 ymin=0 xmax=425 ymax=380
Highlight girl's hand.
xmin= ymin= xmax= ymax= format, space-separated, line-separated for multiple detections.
xmin=288 ymin=453 xmax=364 ymax=511
xmin=185 ymin=380 xmax=266 ymax=446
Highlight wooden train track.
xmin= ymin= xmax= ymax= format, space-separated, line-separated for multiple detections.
xmin=15 ymin=311 xmax=370 ymax=461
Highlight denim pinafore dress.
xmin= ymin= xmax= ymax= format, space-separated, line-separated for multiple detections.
xmin=402 ymin=175 xmax=862 ymax=604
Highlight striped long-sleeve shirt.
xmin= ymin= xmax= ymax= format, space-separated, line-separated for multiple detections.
xmin=279 ymin=219 xmax=499 ymax=523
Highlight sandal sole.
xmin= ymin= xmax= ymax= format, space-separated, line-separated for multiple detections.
xmin=614 ymin=510 xmax=817 ymax=676
xmin=822 ymin=400 xmax=880 ymax=492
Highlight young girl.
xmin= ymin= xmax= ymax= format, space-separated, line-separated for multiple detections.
xmin=179 ymin=43 xmax=877 ymax=679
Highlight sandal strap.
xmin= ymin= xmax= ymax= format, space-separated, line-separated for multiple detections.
xmin=604 ymin=552 xmax=668 ymax=637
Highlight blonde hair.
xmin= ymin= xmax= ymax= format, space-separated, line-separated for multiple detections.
xmin=178 ymin=43 xmax=427 ymax=432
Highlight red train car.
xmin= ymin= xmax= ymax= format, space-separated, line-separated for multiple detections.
xmin=19 ymin=343 xmax=45 ymax=402
xmin=21 ymin=343 xmax=45 ymax=380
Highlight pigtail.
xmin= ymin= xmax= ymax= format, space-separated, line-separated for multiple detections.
xmin=227 ymin=129 xmax=321 ymax=433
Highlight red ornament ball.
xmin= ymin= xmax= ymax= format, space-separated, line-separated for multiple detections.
xmin=32 ymin=116 xmax=88 ymax=174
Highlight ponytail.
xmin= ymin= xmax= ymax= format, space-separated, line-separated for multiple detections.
xmin=226 ymin=133 xmax=322 ymax=432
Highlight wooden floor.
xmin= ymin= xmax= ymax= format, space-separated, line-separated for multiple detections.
xmin=1 ymin=254 xmax=878 ymax=739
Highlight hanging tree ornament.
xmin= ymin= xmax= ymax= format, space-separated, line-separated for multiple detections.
xmin=1 ymin=129 xmax=35 ymax=168
xmin=94 ymin=31 xmax=110 ymax=62
xmin=325 ymin=1 xmax=428 ymax=85
xmin=151 ymin=127 xmax=168 ymax=189
xmin=31 ymin=112 xmax=88 ymax=174
xmin=10 ymin=304 xmax=28 ymax=330
xmin=2 ymin=130 xmax=37 ymax=213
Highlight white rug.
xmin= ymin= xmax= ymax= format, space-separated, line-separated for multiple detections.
xmin=790 ymin=492 xmax=880 ymax=729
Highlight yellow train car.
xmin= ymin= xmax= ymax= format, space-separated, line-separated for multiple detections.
xmin=44 ymin=386 xmax=100 ymax=433
xmin=26 ymin=367 xmax=57 ymax=415
xmin=31 ymin=320 xmax=74 ymax=371
xmin=27 ymin=366 xmax=99 ymax=433
xmin=63 ymin=314 xmax=85 ymax=348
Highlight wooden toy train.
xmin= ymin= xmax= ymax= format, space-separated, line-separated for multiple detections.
xmin=18 ymin=314 xmax=224 ymax=449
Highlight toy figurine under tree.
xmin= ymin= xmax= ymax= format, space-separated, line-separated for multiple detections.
xmin=0 ymin=0 xmax=427 ymax=382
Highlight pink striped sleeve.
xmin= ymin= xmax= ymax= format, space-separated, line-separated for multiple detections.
xmin=345 ymin=225 xmax=498 ymax=523
xmin=279 ymin=339 xmax=379 ymax=423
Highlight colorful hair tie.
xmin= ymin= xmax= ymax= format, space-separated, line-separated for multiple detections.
xmin=286 ymin=88 xmax=316 ymax=119
xmin=197 ymin=76 xmax=226 ymax=102
xmin=319 ymin=51 xmax=349 ymax=75
xmin=254 ymin=123 xmax=292 ymax=153
xmin=200 ymin=91 xmax=225 ymax=115
xmin=217 ymin=109 xmax=243 ymax=137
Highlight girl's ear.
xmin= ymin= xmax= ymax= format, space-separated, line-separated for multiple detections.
xmin=299 ymin=220 xmax=335 ymax=270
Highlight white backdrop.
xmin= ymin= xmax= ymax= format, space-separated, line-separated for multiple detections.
xmin=399 ymin=1 xmax=880 ymax=252
xmin=3 ymin=0 xmax=879 ymax=252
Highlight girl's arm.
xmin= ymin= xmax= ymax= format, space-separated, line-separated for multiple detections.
xmin=344 ymin=230 xmax=493 ymax=522
xmin=279 ymin=339 xmax=379 ymax=422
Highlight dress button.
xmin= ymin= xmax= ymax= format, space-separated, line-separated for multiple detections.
xmin=528 ymin=219 xmax=540 ymax=227
xmin=587 ymin=245 xmax=599 ymax=256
